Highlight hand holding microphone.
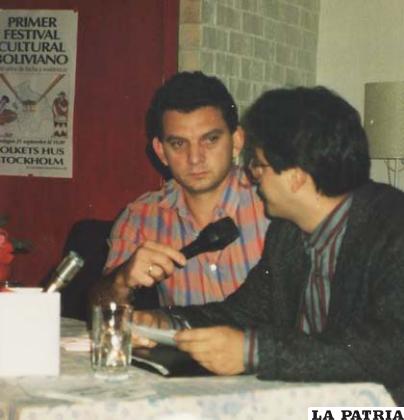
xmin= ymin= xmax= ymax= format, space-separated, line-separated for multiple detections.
xmin=123 ymin=217 xmax=240 ymax=288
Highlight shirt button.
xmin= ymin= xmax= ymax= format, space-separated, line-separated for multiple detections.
xmin=210 ymin=264 xmax=217 ymax=272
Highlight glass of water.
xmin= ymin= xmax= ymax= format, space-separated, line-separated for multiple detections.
xmin=91 ymin=302 xmax=133 ymax=380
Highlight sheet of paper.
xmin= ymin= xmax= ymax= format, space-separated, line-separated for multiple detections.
xmin=60 ymin=336 xmax=91 ymax=352
xmin=132 ymin=325 xmax=177 ymax=346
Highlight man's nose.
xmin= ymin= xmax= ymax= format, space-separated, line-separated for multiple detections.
xmin=187 ymin=143 xmax=205 ymax=164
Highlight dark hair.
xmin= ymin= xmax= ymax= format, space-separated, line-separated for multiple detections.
xmin=243 ymin=86 xmax=370 ymax=196
xmin=146 ymin=71 xmax=238 ymax=142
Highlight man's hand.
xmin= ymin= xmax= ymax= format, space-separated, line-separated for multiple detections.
xmin=131 ymin=310 xmax=170 ymax=348
xmin=175 ymin=326 xmax=245 ymax=375
xmin=121 ymin=240 xmax=186 ymax=288
xmin=96 ymin=240 xmax=186 ymax=304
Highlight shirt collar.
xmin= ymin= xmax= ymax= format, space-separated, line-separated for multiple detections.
xmin=158 ymin=166 xmax=252 ymax=220
xmin=303 ymin=194 xmax=353 ymax=251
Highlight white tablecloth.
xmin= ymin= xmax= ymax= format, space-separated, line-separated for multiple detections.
xmin=0 ymin=318 xmax=396 ymax=420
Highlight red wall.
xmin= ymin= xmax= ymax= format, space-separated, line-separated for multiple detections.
xmin=0 ymin=0 xmax=179 ymax=285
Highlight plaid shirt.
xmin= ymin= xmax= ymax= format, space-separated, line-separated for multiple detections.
xmin=105 ymin=166 xmax=269 ymax=306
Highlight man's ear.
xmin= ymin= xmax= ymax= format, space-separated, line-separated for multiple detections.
xmin=290 ymin=167 xmax=307 ymax=193
xmin=232 ymin=126 xmax=245 ymax=160
xmin=152 ymin=137 xmax=168 ymax=166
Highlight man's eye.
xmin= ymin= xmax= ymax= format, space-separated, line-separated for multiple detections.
xmin=170 ymin=140 xmax=184 ymax=149
xmin=204 ymin=135 xmax=219 ymax=144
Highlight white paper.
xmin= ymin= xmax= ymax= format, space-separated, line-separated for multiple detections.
xmin=60 ymin=336 xmax=90 ymax=352
xmin=132 ymin=325 xmax=177 ymax=346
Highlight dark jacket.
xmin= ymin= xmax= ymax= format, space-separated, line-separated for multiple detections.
xmin=173 ymin=181 xmax=404 ymax=403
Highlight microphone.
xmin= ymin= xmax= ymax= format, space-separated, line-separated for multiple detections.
xmin=45 ymin=251 xmax=85 ymax=293
xmin=180 ymin=217 xmax=240 ymax=260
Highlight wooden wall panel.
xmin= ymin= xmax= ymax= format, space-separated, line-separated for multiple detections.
xmin=0 ymin=0 xmax=179 ymax=285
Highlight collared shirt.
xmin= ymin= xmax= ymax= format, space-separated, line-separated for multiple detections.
xmin=244 ymin=194 xmax=353 ymax=371
xmin=299 ymin=194 xmax=353 ymax=333
xmin=105 ymin=166 xmax=269 ymax=306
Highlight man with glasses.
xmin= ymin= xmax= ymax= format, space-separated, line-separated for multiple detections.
xmin=134 ymin=86 xmax=404 ymax=403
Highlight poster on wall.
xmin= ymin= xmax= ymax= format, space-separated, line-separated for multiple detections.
xmin=0 ymin=9 xmax=78 ymax=178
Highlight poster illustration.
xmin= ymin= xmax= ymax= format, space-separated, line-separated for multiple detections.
xmin=0 ymin=9 xmax=78 ymax=178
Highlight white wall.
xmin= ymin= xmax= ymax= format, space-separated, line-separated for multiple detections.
xmin=316 ymin=0 xmax=404 ymax=188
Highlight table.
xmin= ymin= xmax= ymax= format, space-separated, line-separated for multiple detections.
xmin=0 ymin=318 xmax=396 ymax=420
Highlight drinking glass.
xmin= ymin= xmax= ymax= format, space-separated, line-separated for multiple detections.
xmin=91 ymin=302 xmax=133 ymax=380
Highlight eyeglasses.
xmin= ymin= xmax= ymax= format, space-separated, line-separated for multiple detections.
xmin=247 ymin=158 xmax=271 ymax=177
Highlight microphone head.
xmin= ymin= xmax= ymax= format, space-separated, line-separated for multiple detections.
xmin=197 ymin=217 xmax=240 ymax=252
xmin=180 ymin=217 xmax=240 ymax=260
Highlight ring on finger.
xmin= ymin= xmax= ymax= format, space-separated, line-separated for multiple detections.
xmin=147 ymin=264 xmax=154 ymax=276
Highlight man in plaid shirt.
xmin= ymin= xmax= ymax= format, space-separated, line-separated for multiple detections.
xmin=92 ymin=71 xmax=268 ymax=307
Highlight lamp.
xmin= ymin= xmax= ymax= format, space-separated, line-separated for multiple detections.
xmin=364 ymin=81 xmax=404 ymax=188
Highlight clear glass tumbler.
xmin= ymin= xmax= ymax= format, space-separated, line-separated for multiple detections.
xmin=91 ymin=302 xmax=133 ymax=380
